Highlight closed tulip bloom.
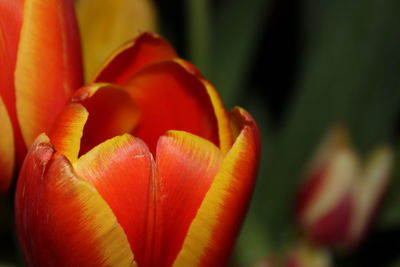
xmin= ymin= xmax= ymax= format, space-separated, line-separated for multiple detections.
xmin=296 ymin=126 xmax=392 ymax=249
xmin=15 ymin=3 xmax=260 ymax=267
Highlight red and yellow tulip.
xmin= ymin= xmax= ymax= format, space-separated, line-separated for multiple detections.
xmin=14 ymin=0 xmax=260 ymax=266
xmin=296 ymin=126 xmax=392 ymax=249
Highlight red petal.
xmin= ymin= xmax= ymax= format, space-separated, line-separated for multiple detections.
xmin=50 ymin=83 xmax=138 ymax=160
xmin=0 ymin=0 xmax=25 ymax=161
xmin=74 ymin=84 xmax=139 ymax=155
xmin=174 ymin=107 xmax=260 ymax=266
xmin=123 ymin=60 xmax=220 ymax=154
xmin=49 ymin=103 xmax=88 ymax=163
xmin=172 ymin=59 xmax=234 ymax=154
xmin=310 ymin=193 xmax=354 ymax=246
xmin=155 ymin=131 xmax=223 ymax=266
xmin=94 ymin=32 xmax=177 ymax=84
xmin=73 ymin=131 xmax=224 ymax=266
xmin=15 ymin=0 xmax=83 ymax=147
xmin=73 ymin=134 xmax=153 ymax=266
xmin=297 ymin=145 xmax=360 ymax=247
xmin=15 ymin=134 xmax=135 ymax=266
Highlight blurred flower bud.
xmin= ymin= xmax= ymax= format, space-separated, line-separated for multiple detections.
xmin=296 ymin=126 xmax=393 ymax=249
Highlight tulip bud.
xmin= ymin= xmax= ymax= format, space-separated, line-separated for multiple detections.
xmin=15 ymin=32 xmax=260 ymax=266
xmin=296 ymin=126 xmax=393 ymax=249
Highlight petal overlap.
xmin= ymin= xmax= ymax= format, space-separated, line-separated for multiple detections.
xmin=174 ymin=107 xmax=259 ymax=266
xmin=15 ymin=134 xmax=135 ymax=266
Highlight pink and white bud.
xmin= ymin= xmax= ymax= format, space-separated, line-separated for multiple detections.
xmin=296 ymin=126 xmax=393 ymax=249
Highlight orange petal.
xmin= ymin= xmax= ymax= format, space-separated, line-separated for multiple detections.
xmin=15 ymin=134 xmax=135 ymax=266
xmin=15 ymin=0 xmax=83 ymax=147
xmin=0 ymin=96 xmax=14 ymax=192
xmin=173 ymin=59 xmax=234 ymax=154
xmin=0 ymin=0 xmax=25 ymax=161
xmin=0 ymin=0 xmax=22 ymax=111
xmin=49 ymin=83 xmax=138 ymax=162
xmin=73 ymin=131 xmax=224 ymax=266
xmin=173 ymin=107 xmax=260 ymax=266
xmin=123 ymin=60 xmax=221 ymax=154
xmin=70 ymin=83 xmax=139 ymax=155
xmin=93 ymin=32 xmax=177 ymax=84
xmin=49 ymin=103 xmax=88 ymax=163
xmin=73 ymin=134 xmax=153 ymax=266
xmin=155 ymin=131 xmax=223 ymax=266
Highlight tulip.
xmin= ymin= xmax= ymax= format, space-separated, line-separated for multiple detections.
xmin=0 ymin=0 xmax=83 ymax=192
xmin=16 ymin=73 xmax=259 ymax=266
xmin=295 ymin=126 xmax=393 ymax=249
xmin=15 ymin=2 xmax=260 ymax=267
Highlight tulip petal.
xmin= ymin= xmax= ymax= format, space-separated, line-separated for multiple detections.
xmin=0 ymin=0 xmax=25 ymax=161
xmin=0 ymin=96 xmax=14 ymax=192
xmin=15 ymin=134 xmax=136 ymax=266
xmin=15 ymin=0 xmax=83 ymax=147
xmin=76 ymin=0 xmax=158 ymax=81
xmin=122 ymin=60 xmax=220 ymax=154
xmin=300 ymin=148 xmax=359 ymax=246
xmin=173 ymin=107 xmax=259 ymax=266
xmin=67 ymin=83 xmax=139 ymax=155
xmin=73 ymin=134 xmax=153 ymax=266
xmin=155 ymin=130 xmax=224 ymax=266
xmin=309 ymin=193 xmax=354 ymax=246
xmin=49 ymin=103 xmax=88 ymax=163
xmin=0 ymin=0 xmax=22 ymax=111
xmin=94 ymin=32 xmax=177 ymax=84
xmin=49 ymin=83 xmax=139 ymax=160
xmin=173 ymin=59 xmax=234 ymax=154
xmin=346 ymin=146 xmax=393 ymax=247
